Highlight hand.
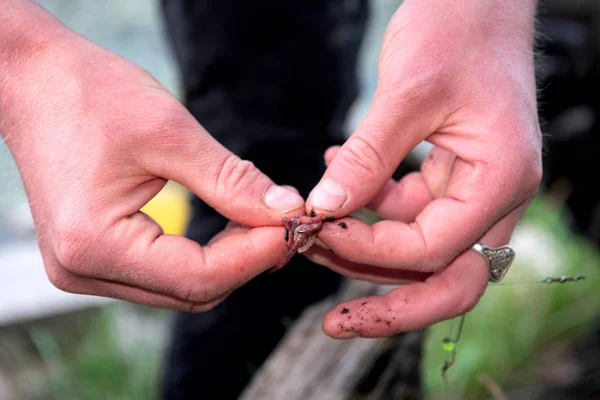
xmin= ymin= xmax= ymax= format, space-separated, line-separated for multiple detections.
xmin=305 ymin=0 xmax=542 ymax=338
xmin=1 ymin=3 xmax=305 ymax=311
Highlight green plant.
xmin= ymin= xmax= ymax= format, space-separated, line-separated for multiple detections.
xmin=28 ymin=305 xmax=168 ymax=400
xmin=423 ymin=197 xmax=600 ymax=399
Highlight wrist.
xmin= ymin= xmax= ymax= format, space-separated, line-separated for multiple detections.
xmin=0 ymin=1 xmax=76 ymax=143
xmin=403 ymin=0 xmax=538 ymax=46
xmin=482 ymin=0 xmax=538 ymax=48
xmin=0 ymin=1 xmax=64 ymax=70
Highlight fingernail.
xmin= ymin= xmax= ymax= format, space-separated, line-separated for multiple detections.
xmin=310 ymin=178 xmax=347 ymax=211
xmin=263 ymin=185 xmax=304 ymax=213
xmin=336 ymin=330 xmax=359 ymax=339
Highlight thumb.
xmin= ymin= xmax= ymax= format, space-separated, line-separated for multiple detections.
xmin=307 ymin=92 xmax=435 ymax=216
xmin=140 ymin=115 xmax=304 ymax=226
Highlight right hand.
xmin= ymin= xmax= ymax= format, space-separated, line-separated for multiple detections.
xmin=304 ymin=0 xmax=541 ymax=338
xmin=1 ymin=17 xmax=305 ymax=311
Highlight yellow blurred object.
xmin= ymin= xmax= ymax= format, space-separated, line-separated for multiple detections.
xmin=141 ymin=182 xmax=192 ymax=235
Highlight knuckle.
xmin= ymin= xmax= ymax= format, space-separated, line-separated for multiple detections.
xmin=175 ymin=283 xmax=207 ymax=303
xmin=128 ymin=89 xmax=180 ymax=126
xmin=501 ymin=126 xmax=544 ymax=199
xmin=215 ymin=155 xmax=262 ymax=199
xmin=380 ymin=62 xmax=449 ymax=107
xmin=169 ymin=247 xmax=221 ymax=303
xmin=489 ymin=144 xmax=542 ymax=209
xmin=426 ymin=252 xmax=454 ymax=273
xmin=152 ymin=98 xmax=193 ymax=136
xmin=52 ymin=219 xmax=96 ymax=275
xmin=188 ymin=298 xmax=224 ymax=313
xmin=457 ymin=291 xmax=482 ymax=315
xmin=510 ymin=149 xmax=543 ymax=199
xmin=340 ymin=136 xmax=388 ymax=183
xmin=176 ymin=273 xmax=220 ymax=304
xmin=45 ymin=265 xmax=78 ymax=293
xmin=525 ymin=156 xmax=543 ymax=196
xmin=120 ymin=92 xmax=195 ymax=156
xmin=441 ymin=271 xmax=484 ymax=316
xmin=409 ymin=222 xmax=449 ymax=273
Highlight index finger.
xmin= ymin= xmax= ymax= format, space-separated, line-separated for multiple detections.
xmin=322 ymin=248 xmax=490 ymax=338
xmin=61 ymin=212 xmax=287 ymax=303
xmin=318 ymin=200 xmax=531 ymax=336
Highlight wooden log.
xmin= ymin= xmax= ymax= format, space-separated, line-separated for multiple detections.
xmin=240 ymin=279 xmax=425 ymax=400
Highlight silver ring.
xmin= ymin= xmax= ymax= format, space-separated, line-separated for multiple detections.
xmin=472 ymin=243 xmax=515 ymax=283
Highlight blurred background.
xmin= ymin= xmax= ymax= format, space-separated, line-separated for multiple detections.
xmin=1 ymin=1 xmax=600 ymax=399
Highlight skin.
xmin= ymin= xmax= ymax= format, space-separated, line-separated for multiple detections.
xmin=0 ymin=0 xmax=541 ymax=338
xmin=304 ymin=0 xmax=542 ymax=338
xmin=0 ymin=0 xmax=306 ymax=312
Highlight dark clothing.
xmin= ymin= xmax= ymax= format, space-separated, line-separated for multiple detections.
xmin=158 ymin=1 xmax=600 ymax=399
xmin=159 ymin=1 xmax=368 ymax=398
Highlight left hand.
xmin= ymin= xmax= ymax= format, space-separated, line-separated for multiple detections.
xmin=304 ymin=0 xmax=542 ymax=338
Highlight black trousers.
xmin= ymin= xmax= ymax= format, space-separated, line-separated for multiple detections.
xmin=159 ymin=1 xmax=368 ymax=398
